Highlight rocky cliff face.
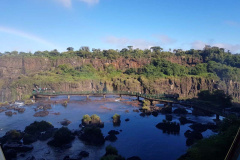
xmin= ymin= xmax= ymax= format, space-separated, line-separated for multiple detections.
xmin=0 ymin=56 xmax=239 ymax=102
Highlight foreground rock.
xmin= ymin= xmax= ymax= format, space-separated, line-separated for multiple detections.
xmin=105 ymin=134 xmax=117 ymax=142
xmin=101 ymin=145 xmax=125 ymax=160
xmin=127 ymin=156 xmax=142 ymax=160
xmin=184 ymin=130 xmax=203 ymax=146
xmin=60 ymin=119 xmax=72 ymax=126
xmin=24 ymin=121 xmax=56 ymax=142
xmin=189 ymin=123 xmax=217 ymax=132
xmin=173 ymin=108 xmax=188 ymax=114
xmin=35 ymin=104 xmax=52 ymax=111
xmin=34 ymin=111 xmax=49 ymax=117
xmin=47 ymin=127 xmax=74 ymax=147
xmin=3 ymin=143 xmax=33 ymax=152
xmin=79 ymin=151 xmax=89 ymax=157
xmin=79 ymin=126 xmax=105 ymax=146
xmin=0 ymin=130 xmax=23 ymax=145
xmin=5 ymin=111 xmax=17 ymax=116
xmin=179 ymin=117 xmax=195 ymax=125
xmin=160 ymin=106 xmax=172 ymax=114
xmin=156 ymin=120 xmax=180 ymax=134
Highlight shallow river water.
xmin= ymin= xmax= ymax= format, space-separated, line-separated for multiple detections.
xmin=0 ymin=95 xmax=219 ymax=160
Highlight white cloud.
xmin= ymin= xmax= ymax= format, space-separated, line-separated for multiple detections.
xmin=55 ymin=0 xmax=99 ymax=7
xmin=57 ymin=0 xmax=72 ymax=8
xmin=224 ymin=20 xmax=240 ymax=27
xmin=0 ymin=26 xmax=58 ymax=49
xmin=104 ymin=36 xmax=157 ymax=49
xmin=152 ymin=34 xmax=176 ymax=45
xmin=191 ymin=40 xmax=240 ymax=53
xmin=191 ymin=41 xmax=206 ymax=50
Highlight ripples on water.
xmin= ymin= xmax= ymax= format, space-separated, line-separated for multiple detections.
xmin=0 ymin=95 xmax=219 ymax=160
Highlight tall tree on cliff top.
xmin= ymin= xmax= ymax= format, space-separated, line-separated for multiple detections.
xmin=67 ymin=47 xmax=74 ymax=51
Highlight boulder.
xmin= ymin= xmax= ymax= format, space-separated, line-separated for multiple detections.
xmin=152 ymin=111 xmax=158 ymax=117
xmin=60 ymin=119 xmax=72 ymax=126
xmin=108 ymin=130 xmax=120 ymax=135
xmin=79 ymin=151 xmax=89 ymax=157
xmin=33 ymin=111 xmax=49 ymax=117
xmin=3 ymin=149 xmax=17 ymax=159
xmin=125 ymin=118 xmax=130 ymax=122
xmin=17 ymin=108 xmax=26 ymax=113
xmin=127 ymin=156 xmax=142 ymax=160
xmin=156 ymin=121 xmax=180 ymax=134
xmin=173 ymin=108 xmax=188 ymax=114
xmin=165 ymin=115 xmax=172 ymax=121
xmin=47 ymin=127 xmax=74 ymax=147
xmin=3 ymin=143 xmax=33 ymax=152
xmin=79 ymin=126 xmax=105 ymax=146
xmin=179 ymin=117 xmax=194 ymax=125
xmin=5 ymin=111 xmax=13 ymax=116
xmin=160 ymin=107 xmax=172 ymax=114
xmin=26 ymin=156 xmax=36 ymax=160
xmin=133 ymin=109 xmax=139 ymax=113
xmin=105 ymin=134 xmax=117 ymax=142
xmin=184 ymin=130 xmax=203 ymax=140
xmin=23 ymin=134 xmax=37 ymax=144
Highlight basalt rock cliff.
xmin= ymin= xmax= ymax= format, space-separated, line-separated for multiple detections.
xmin=0 ymin=56 xmax=239 ymax=102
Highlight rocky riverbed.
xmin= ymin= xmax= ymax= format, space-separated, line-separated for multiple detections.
xmin=0 ymin=95 xmax=220 ymax=160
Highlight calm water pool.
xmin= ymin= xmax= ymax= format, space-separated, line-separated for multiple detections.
xmin=0 ymin=95 xmax=218 ymax=160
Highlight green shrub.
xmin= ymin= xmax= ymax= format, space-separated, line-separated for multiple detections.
xmin=113 ymin=114 xmax=120 ymax=121
xmin=105 ymin=145 xmax=118 ymax=156
xmin=91 ymin=114 xmax=100 ymax=122
xmin=82 ymin=114 xmax=91 ymax=123
xmin=53 ymin=127 xmax=73 ymax=144
xmin=24 ymin=121 xmax=54 ymax=135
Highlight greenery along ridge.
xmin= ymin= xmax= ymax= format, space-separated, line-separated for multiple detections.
xmin=3 ymin=46 xmax=240 ymax=83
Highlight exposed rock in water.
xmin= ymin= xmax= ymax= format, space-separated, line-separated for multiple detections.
xmin=125 ymin=118 xmax=130 ymax=121
xmin=108 ymin=130 xmax=120 ymax=135
xmin=26 ymin=156 xmax=36 ymax=160
xmin=23 ymin=134 xmax=37 ymax=144
xmin=173 ymin=108 xmax=188 ymax=114
xmin=156 ymin=120 xmax=180 ymax=134
xmin=79 ymin=151 xmax=89 ymax=157
xmin=160 ymin=106 xmax=172 ymax=114
xmin=179 ymin=117 xmax=195 ymax=125
xmin=113 ymin=114 xmax=121 ymax=126
xmin=184 ymin=130 xmax=203 ymax=140
xmin=185 ymin=129 xmax=203 ymax=146
xmin=105 ymin=134 xmax=117 ymax=142
xmin=3 ymin=143 xmax=33 ymax=152
xmin=52 ymin=112 xmax=60 ymax=115
xmin=192 ymin=108 xmax=213 ymax=116
xmin=152 ymin=111 xmax=158 ymax=117
xmin=24 ymin=121 xmax=55 ymax=141
xmin=127 ymin=156 xmax=142 ymax=160
xmin=0 ymin=130 xmax=23 ymax=144
xmin=60 ymin=119 xmax=72 ymax=126
xmin=189 ymin=123 xmax=217 ymax=133
xmin=17 ymin=108 xmax=25 ymax=113
xmin=133 ymin=109 xmax=139 ymax=113
xmin=34 ymin=111 xmax=49 ymax=117
xmin=47 ymin=127 xmax=75 ymax=147
xmin=81 ymin=114 xmax=104 ymax=128
xmin=79 ymin=126 xmax=105 ymax=146
xmin=3 ymin=149 xmax=17 ymax=159
xmin=35 ymin=104 xmax=52 ymax=111
xmin=5 ymin=111 xmax=15 ymax=116
xmin=165 ymin=115 xmax=172 ymax=121
xmin=140 ymin=113 xmax=145 ymax=117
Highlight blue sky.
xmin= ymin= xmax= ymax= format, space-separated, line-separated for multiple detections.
xmin=0 ymin=0 xmax=240 ymax=53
